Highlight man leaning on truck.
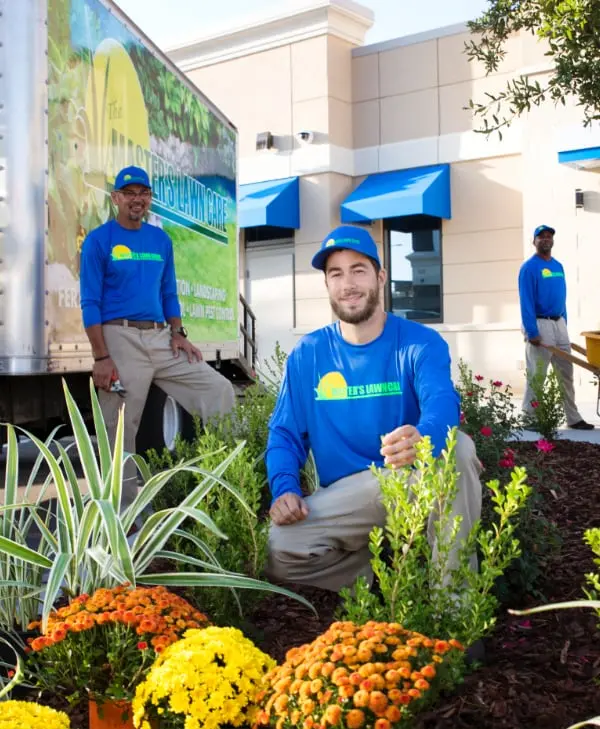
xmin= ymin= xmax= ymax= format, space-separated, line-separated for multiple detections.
xmin=79 ymin=165 xmax=235 ymax=508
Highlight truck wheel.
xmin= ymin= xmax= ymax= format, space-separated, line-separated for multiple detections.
xmin=136 ymin=384 xmax=195 ymax=456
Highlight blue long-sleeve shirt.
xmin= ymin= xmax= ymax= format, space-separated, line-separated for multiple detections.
xmin=266 ymin=314 xmax=461 ymax=502
xmin=518 ymin=255 xmax=567 ymax=339
xmin=80 ymin=220 xmax=181 ymax=327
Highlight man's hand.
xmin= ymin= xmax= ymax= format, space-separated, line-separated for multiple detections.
xmin=93 ymin=357 xmax=117 ymax=392
xmin=270 ymin=493 xmax=309 ymax=526
xmin=171 ymin=333 xmax=203 ymax=362
xmin=380 ymin=425 xmax=423 ymax=469
xmin=529 ymin=335 xmax=542 ymax=347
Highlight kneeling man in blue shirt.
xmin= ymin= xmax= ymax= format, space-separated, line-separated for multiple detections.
xmin=265 ymin=225 xmax=483 ymax=592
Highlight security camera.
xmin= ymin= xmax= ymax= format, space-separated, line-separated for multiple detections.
xmin=296 ymin=130 xmax=315 ymax=144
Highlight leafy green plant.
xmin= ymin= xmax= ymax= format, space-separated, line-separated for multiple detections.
xmin=0 ymin=426 xmax=62 ymax=635
xmin=24 ymin=584 xmax=210 ymax=706
xmin=522 ymin=362 xmax=565 ymax=440
xmin=339 ymin=429 xmax=531 ymax=648
xmin=456 ymin=361 xmax=523 ymax=480
xmin=161 ymin=428 xmax=270 ymax=626
xmin=509 ymin=528 xmax=600 ymax=729
xmin=0 ymin=379 xmax=314 ymax=634
xmin=465 ymin=1 xmax=600 ymax=136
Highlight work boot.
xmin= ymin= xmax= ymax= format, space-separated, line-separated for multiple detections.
xmin=569 ymin=420 xmax=595 ymax=430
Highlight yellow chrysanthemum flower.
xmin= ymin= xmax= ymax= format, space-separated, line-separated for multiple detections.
xmin=133 ymin=626 xmax=275 ymax=729
xmin=0 ymin=700 xmax=70 ymax=729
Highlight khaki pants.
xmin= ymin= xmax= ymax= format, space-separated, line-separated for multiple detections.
xmin=266 ymin=431 xmax=483 ymax=592
xmin=522 ymin=317 xmax=582 ymax=426
xmin=99 ymin=325 xmax=235 ymax=508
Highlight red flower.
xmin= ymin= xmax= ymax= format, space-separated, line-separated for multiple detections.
xmin=480 ymin=426 xmax=493 ymax=437
xmin=492 ymin=380 xmax=503 ymax=387
xmin=460 ymin=413 xmax=466 ymax=424
xmin=466 ymin=391 xmax=473 ymax=397
xmin=475 ymin=375 xmax=484 ymax=381
xmin=536 ymin=439 xmax=555 ymax=453
xmin=530 ymin=400 xmax=540 ymax=408
xmin=499 ymin=458 xmax=515 ymax=468
xmin=137 ymin=641 xmax=148 ymax=650
xmin=7 ymin=669 xmax=15 ymax=678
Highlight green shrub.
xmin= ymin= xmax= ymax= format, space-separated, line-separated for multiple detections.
xmin=149 ymin=427 xmax=269 ymax=626
xmin=339 ymin=429 xmax=531 ymax=649
xmin=456 ymin=360 xmax=523 ymax=481
xmin=522 ymin=362 xmax=565 ymax=440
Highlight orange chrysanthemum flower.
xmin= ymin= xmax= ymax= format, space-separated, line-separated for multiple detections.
xmin=256 ymin=621 xmax=464 ymax=729
xmin=346 ymin=709 xmax=366 ymax=729
xmin=27 ymin=585 xmax=210 ymax=656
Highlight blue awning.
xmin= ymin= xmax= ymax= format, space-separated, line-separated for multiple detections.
xmin=239 ymin=176 xmax=300 ymax=229
xmin=558 ymin=147 xmax=600 ymax=169
xmin=340 ymin=164 xmax=451 ymax=223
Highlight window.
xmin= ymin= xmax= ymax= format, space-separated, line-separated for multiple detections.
xmin=384 ymin=217 xmax=442 ymax=323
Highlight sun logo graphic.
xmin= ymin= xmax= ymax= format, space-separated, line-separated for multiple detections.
xmin=315 ymin=371 xmax=348 ymax=400
xmin=111 ymin=244 xmax=133 ymax=261
xmin=541 ymin=268 xmax=563 ymax=279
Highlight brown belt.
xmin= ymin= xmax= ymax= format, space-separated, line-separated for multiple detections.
xmin=103 ymin=319 xmax=167 ymax=330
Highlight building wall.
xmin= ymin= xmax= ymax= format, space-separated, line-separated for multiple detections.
xmin=186 ymin=27 xmax=362 ymax=333
xmin=172 ymin=5 xmax=600 ymax=401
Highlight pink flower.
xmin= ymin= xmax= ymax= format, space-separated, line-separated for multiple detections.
xmin=530 ymin=400 xmax=540 ymax=408
xmin=460 ymin=413 xmax=466 ymax=424
xmin=503 ymin=448 xmax=516 ymax=458
xmin=499 ymin=458 xmax=515 ymax=468
xmin=492 ymin=380 xmax=503 ymax=387
xmin=475 ymin=375 xmax=484 ymax=381
xmin=480 ymin=426 xmax=493 ymax=437
xmin=536 ymin=439 xmax=555 ymax=453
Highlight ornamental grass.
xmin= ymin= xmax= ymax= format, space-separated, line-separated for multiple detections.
xmin=25 ymin=585 xmax=210 ymax=705
xmin=256 ymin=621 xmax=464 ymax=729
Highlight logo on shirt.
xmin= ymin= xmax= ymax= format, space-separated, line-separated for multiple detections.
xmin=541 ymin=268 xmax=564 ymax=279
xmin=111 ymin=245 xmax=163 ymax=263
xmin=315 ymin=371 xmax=402 ymax=401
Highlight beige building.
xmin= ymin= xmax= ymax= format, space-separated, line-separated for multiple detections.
xmin=168 ymin=0 xmax=600 ymax=402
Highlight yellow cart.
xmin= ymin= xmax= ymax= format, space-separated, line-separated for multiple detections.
xmin=542 ymin=331 xmax=600 ymax=416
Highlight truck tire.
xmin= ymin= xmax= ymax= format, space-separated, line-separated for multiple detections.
xmin=136 ymin=384 xmax=195 ymax=456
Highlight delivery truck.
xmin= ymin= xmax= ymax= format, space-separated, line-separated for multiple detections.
xmin=0 ymin=0 xmax=255 ymax=452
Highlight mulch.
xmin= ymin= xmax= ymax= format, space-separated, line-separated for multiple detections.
xmin=248 ymin=440 xmax=600 ymax=729
xmin=18 ymin=440 xmax=600 ymax=728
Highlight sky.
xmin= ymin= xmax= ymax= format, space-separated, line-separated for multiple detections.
xmin=117 ymin=0 xmax=489 ymax=50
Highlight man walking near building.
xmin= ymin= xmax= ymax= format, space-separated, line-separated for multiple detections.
xmin=519 ymin=224 xmax=593 ymax=430
xmin=80 ymin=166 xmax=235 ymax=507
xmin=265 ymin=225 xmax=483 ymax=592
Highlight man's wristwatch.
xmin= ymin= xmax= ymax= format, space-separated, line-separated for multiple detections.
xmin=172 ymin=326 xmax=188 ymax=338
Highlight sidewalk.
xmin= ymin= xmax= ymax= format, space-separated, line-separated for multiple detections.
xmin=512 ymin=399 xmax=600 ymax=445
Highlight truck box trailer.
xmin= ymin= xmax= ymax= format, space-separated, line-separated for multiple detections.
xmin=0 ymin=0 xmax=255 ymax=451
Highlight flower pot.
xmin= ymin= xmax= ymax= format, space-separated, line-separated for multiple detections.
xmin=88 ymin=700 xmax=158 ymax=729
xmin=89 ymin=699 xmax=135 ymax=729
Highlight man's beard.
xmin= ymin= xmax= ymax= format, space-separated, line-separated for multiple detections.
xmin=330 ymin=286 xmax=380 ymax=324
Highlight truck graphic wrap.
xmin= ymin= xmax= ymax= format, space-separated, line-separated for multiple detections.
xmin=47 ymin=0 xmax=238 ymax=345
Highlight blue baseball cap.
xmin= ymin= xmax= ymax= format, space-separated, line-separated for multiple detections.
xmin=114 ymin=166 xmax=151 ymax=190
xmin=312 ymin=225 xmax=381 ymax=271
xmin=533 ymin=224 xmax=555 ymax=238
